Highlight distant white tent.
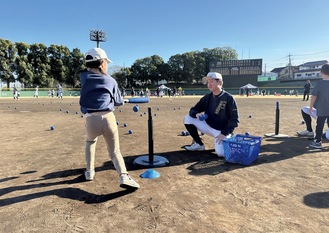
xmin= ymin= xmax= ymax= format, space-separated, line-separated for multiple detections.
xmin=158 ymin=79 xmax=167 ymax=85
xmin=240 ymin=83 xmax=257 ymax=89
xmin=158 ymin=84 xmax=169 ymax=89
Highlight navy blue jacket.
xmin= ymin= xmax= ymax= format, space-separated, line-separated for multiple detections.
xmin=79 ymin=70 xmax=123 ymax=114
xmin=189 ymin=91 xmax=239 ymax=135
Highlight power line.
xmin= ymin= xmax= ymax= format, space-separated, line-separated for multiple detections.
xmin=266 ymin=49 xmax=329 ymax=65
xmin=265 ymin=50 xmax=329 ymax=71
xmin=291 ymin=50 xmax=329 ymax=57
xmin=267 ymin=55 xmax=289 ymax=64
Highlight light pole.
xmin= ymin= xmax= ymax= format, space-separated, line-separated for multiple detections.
xmin=89 ymin=30 xmax=107 ymax=48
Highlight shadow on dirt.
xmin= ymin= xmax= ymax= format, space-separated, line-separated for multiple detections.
xmin=0 ymin=174 xmax=136 ymax=206
xmin=127 ymin=136 xmax=325 ymax=176
xmin=304 ymin=191 xmax=329 ymax=208
xmin=0 ymin=136 xmax=326 ymax=207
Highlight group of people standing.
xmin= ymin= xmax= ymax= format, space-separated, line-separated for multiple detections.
xmin=128 ymin=87 xmax=150 ymax=97
xmin=12 ymin=84 xmax=63 ymax=99
xmin=126 ymin=86 xmax=184 ymax=98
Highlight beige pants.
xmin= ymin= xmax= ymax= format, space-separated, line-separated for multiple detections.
xmin=85 ymin=111 xmax=127 ymax=175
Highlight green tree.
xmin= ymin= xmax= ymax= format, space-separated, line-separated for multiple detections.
xmin=28 ymin=43 xmax=50 ymax=87
xmin=15 ymin=42 xmax=33 ymax=87
xmin=167 ymin=54 xmax=184 ymax=82
xmin=65 ymin=48 xmax=85 ymax=87
xmin=130 ymin=57 xmax=152 ymax=86
xmin=48 ymin=44 xmax=70 ymax=86
xmin=0 ymin=39 xmax=17 ymax=87
xmin=130 ymin=55 xmax=165 ymax=86
xmin=202 ymin=47 xmax=238 ymax=68
xmin=157 ymin=63 xmax=170 ymax=83
xmin=181 ymin=52 xmax=198 ymax=83
xmin=149 ymin=55 xmax=165 ymax=84
xmin=193 ymin=52 xmax=207 ymax=81
xmin=2 ymin=37 xmax=240 ymax=89
xmin=149 ymin=55 xmax=165 ymax=85
xmin=112 ymin=67 xmax=131 ymax=88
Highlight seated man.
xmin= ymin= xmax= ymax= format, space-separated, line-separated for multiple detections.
xmin=183 ymin=72 xmax=239 ymax=157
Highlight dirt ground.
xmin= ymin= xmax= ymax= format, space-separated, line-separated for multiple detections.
xmin=0 ymin=95 xmax=329 ymax=233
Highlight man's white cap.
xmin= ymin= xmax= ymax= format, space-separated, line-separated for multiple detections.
xmin=85 ymin=48 xmax=112 ymax=63
xmin=202 ymin=72 xmax=223 ymax=83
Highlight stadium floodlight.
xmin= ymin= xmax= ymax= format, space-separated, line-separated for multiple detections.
xmin=89 ymin=30 xmax=107 ymax=48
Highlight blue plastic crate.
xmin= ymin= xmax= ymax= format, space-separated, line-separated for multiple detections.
xmin=223 ymin=134 xmax=262 ymax=165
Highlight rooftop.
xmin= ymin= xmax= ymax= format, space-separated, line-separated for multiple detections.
xmin=300 ymin=60 xmax=328 ymax=67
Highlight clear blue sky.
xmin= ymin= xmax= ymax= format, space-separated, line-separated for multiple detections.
xmin=1 ymin=0 xmax=329 ymax=72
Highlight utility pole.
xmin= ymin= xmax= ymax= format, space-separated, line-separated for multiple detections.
xmin=264 ymin=63 xmax=266 ymax=76
xmin=89 ymin=30 xmax=107 ymax=48
xmin=288 ymin=53 xmax=292 ymax=79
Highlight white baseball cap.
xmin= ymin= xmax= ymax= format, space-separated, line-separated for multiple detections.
xmin=85 ymin=48 xmax=112 ymax=63
xmin=202 ymin=72 xmax=223 ymax=83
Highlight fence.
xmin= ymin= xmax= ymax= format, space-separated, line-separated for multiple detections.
xmin=0 ymin=86 xmax=305 ymax=98
xmin=0 ymin=88 xmax=80 ymax=98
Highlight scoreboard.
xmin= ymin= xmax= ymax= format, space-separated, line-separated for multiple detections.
xmin=210 ymin=59 xmax=262 ymax=76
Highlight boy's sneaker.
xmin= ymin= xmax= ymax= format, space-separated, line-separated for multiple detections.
xmin=185 ymin=142 xmax=205 ymax=151
xmin=120 ymin=174 xmax=140 ymax=189
xmin=309 ymin=140 xmax=323 ymax=149
xmin=297 ymin=130 xmax=314 ymax=137
xmin=84 ymin=169 xmax=95 ymax=181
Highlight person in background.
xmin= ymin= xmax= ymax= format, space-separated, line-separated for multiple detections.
xmin=130 ymin=87 xmax=135 ymax=97
xmin=13 ymin=85 xmax=18 ymax=100
xmin=57 ymin=84 xmax=63 ymax=99
xmin=34 ymin=85 xmax=39 ymax=98
xmin=121 ymin=87 xmax=126 ymax=97
xmin=303 ymin=80 xmax=311 ymax=101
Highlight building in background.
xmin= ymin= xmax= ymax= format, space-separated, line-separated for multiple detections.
xmin=294 ymin=60 xmax=328 ymax=80
xmin=271 ymin=60 xmax=328 ymax=81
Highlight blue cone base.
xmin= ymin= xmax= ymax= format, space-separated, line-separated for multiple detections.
xmin=140 ymin=169 xmax=160 ymax=179
xmin=133 ymin=155 xmax=169 ymax=167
